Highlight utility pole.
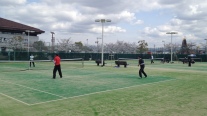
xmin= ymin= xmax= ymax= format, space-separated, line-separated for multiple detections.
xmin=51 ymin=32 xmax=55 ymax=53
xmin=95 ymin=37 xmax=101 ymax=52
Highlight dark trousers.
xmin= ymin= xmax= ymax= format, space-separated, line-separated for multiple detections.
xmin=188 ymin=61 xmax=191 ymax=67
xmin=30 ymin=61 xmax=35 ymax=67
xmin=53 ymin=65 xmax=62 ymax=78
xmin=139 ymin=65 xmax=147 ymax=78
xmin=151 ymin=59 xmax=154 ymax=64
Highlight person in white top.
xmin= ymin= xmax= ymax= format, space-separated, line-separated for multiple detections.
xmin=151 ymin=55 xmax=154 ymax=64
xmin=30 ymin=54 xmax=35 ymax=67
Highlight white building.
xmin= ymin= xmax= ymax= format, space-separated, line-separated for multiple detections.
xmin=0 ymin=17 xmax=44 ymax=51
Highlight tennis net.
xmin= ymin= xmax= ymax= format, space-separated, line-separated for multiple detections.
xmin=0 ymin=58 xmax=84 ymax=72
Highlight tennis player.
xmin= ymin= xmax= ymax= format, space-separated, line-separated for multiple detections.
xmin=30 ymin=54 xmax=35 ymax=67
xmin=188 ymin=56 xmax=192 ymax=67
xmin=53 ymin=54 xmax=62 ymax=79
xmin=138 ymin=57 xmax=147 ymax=78
xmin=151 ymin=55 xmax=154 ymax=64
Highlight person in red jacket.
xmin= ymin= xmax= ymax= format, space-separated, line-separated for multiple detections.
xmin=53 ymin=54 xmax=62 ymax=79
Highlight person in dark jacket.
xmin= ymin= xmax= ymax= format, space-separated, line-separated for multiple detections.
xmin=188 ymin=56 xmax=192 ymax=67
xmin=183 ymin=57 xmax=187 ymax=64
xmin=138 ymin=57 xmax=147 ymax=78
xmin=53 ymin=54 xmax=62 ymax=79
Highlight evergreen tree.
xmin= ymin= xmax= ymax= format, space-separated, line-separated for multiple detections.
xmin=180 ymin=37 xmax=190 ymax=54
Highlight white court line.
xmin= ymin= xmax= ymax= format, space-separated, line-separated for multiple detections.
xmin=1 ymin=80 xmax=65 ymax=98
xmin=0 ymin=93 xmax=30 ymax=106
xmin=29 ymin=78 xmax=177 ymax=106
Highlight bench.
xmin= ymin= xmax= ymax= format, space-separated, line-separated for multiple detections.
xmin=161 ymin=59 xmax=170 ymax=63
xmin=180 ymin=59 xmax=188 ymax=64
xmin=154 ymin=58 xmax=170 ymax=63
xmin=179 ymin=58 xmax=195 ymax=64
xmin=115 ymin=61 xmax=127 ymax=68
xmin=95 ymin=60 xmax=106 ymax=66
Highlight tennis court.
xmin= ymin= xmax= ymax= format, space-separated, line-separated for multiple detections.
xmin=0 ymin=60 xmax=173 ymax=105
xmin=0 ymin=59 xmax=207 ymax=116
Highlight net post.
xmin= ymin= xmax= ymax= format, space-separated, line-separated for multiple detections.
xmin=82 ymin=58 xmax=84 ymax=68
xmin=29 ymin=61 xmax=30 ymax=70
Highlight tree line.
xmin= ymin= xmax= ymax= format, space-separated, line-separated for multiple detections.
xmin=2 ymin=35 xmax=206 ymax=54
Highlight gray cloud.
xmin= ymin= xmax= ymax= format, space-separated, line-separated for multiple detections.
xmin=0 ymin=0 xmax=26 ymax=5
xmin=1 ymin=0 xmax=207 ymax=46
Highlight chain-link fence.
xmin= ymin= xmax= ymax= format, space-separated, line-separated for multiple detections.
xmin=0 ymin=51 xmax=207 ymax=62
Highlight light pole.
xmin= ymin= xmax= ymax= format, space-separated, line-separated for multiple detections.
xmin=25 ymin=30 xmax=35 ymax=56
xmin=95 ymin=19 xmax=111 ymax=66
xmin=51 ymin=32 xmax=55 ymax=53
xmin=166 ymin=31 xmax=178 ymax=63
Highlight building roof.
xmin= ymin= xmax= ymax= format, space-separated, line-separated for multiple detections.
xmin=0 ymin=17 xmax=45 ymax=35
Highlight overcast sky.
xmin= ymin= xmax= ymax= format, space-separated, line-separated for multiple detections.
xmin=1 ymin=0 xmax=207 ymax=47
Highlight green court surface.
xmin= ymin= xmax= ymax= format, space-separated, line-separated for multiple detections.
xmin=0 ymin=61 xmax=173 ymax=105
xmin=0 ymin=60 xmax=207 ymax=116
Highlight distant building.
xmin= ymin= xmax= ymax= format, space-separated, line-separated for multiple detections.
xmin=0 ymin=17 xmax=44 ymax=51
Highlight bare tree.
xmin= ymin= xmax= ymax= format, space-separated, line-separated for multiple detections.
xmin=126 ymin=42 xmax=137 ymax=54
xmin=164 ymin=43 xmax=171 ymax=53
xmin=85 ymin=45 xmax=97 ymax=53
xmin=8 ymin=35 xmax=25 ymax=51
xmin=188 ymin=42 xmax=196 ymax=54
xmin=82 ymin=45 xmax=93 ymax=53
xmin=199 ymin=42 xmax=207 ymax=54
xmin=164 ymin=43 xmax=181 ymax=54
xmin=57 ymin=38 xmax=72 ymax=52
xmin=105 ymin=43 xmax=116 ymax=53
xmin=105 ymin=41 xmax=137 ymax=54
xmin=115 ymin=41 xmax=126 ymax=53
